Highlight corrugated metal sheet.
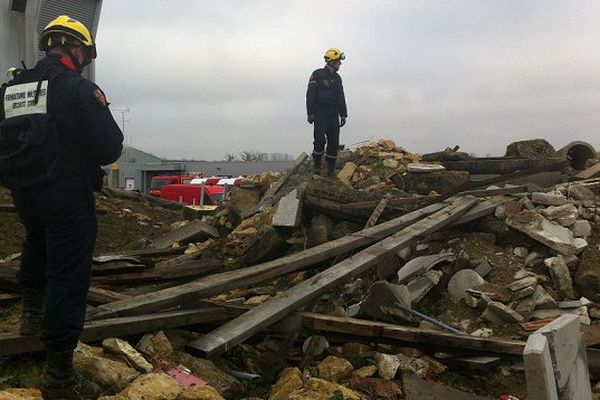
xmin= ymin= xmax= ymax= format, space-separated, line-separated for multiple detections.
xmin=37 ymin=0 xmax=100 ymax=79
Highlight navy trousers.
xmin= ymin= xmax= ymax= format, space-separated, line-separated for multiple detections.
xmin=12 ymin=180 xmax=97 ymax=351
xmin=313 ymin=112 xmax=340 ymax=164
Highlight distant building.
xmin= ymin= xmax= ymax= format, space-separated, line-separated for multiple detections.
xmin=107 ymin=146 xmax=296 ymax=193
xmin=0 ymin=0 xmax=102 ymax=82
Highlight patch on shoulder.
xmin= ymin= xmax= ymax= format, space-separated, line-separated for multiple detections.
xmin=93 ymin=88 xmax=109 ymax=107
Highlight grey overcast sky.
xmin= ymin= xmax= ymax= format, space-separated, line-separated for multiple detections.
xmin=95 ymin=1 xmax=600 ymax=161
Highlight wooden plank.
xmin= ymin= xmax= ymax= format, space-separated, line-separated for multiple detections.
xmin=87 ymin=287 xmax=131 ymax=305
xmin=91 ymin=261 xmax=148 ymax=276
xmin=364 ymin=194 xmax=391 ymax=229
xmin=187 ymin=197 xmax=479 ymax=357
xmin=460 ymin=185 xmax=528 ymax=197
xmin=344 ymin=186 xmax=527 ymax=212
xmin=0 ymin=306 xmax=242 ymax=357
xmin=575 ymin=162 xmax=600 ymax=180
xmin=91 ymin=259 xmax=223 ymax=286
xmin=304 ymin=313 xmax=525 ymax=356
xmin=97 ymin=247 xmax=186 ymax=259
xmin=89 ymin=202 xmax=447 ymax=320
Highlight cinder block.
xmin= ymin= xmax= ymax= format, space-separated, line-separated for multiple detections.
xmin=524 ymin=333 xmax=559 ymax=400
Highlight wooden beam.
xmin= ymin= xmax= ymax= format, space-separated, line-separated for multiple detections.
xmin=187 ymin=197 xmax=479 ymax=358
xmin=88 ymin=202 xmax=447 ymax=321
xmin=575 ymin=162 xmax=600 ymax=180
xmin=364 ymin=194 xmax=391 ymax=229
xmin=91 ymin=259 xmax=223 ymax=286
xmin=87 ymin=287 xmax=131 ymax=305
xmin=97 ymin=247 xmax=186 ymax=259
xmin=0 ymin=306 xmax=242 ymax=357
xmin=303 ymin=313 xmax=525 ymax=356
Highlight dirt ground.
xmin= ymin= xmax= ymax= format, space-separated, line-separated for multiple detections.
xmin=0 ymin=187 xmax=183 ymax=260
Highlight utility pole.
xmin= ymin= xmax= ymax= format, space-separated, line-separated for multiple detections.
xmin=112 ymin=107 xmax=130 ymax=161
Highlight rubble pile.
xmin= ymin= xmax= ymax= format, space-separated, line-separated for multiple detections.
xmin=1 ymin=138 xmax=600 ymax=399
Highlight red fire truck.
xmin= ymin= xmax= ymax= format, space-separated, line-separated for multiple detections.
xmin=159 ymin=184 xmax=225 ymax=205
xmin=148 ymin=175 xmax=196 ymax=197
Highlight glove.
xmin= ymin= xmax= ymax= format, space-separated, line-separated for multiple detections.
xmin=307 ymin=114 xmax=315 ymax=124
xmin=340 ymin=117 xmax=346 ymax=127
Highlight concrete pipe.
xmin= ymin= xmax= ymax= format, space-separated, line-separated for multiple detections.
xmin=559 ymin=141 xmax=598 ymax=171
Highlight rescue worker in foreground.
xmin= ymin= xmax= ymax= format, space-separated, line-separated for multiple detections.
xmin=306 ymin=48 xmax=348 ymax=176
xmin=0 ymin=15 xmax=123 ymax=399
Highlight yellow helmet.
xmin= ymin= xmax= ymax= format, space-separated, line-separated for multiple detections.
xmin=39 ymin=15 xmax=97 ymax=59
xmin=324 ymin=48 xmax=345 ymax=62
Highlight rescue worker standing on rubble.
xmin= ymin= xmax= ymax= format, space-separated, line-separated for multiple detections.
xmin=306 ymin=48 xmax=348 ymax=176
xmin=0 ymin=15 xmax=123 ymax=399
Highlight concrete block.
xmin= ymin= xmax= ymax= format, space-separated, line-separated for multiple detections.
xmin=534 ymin=285 xmax=558 ymax=309
xmin=543 ymin=204 xmax=579 ymax=227
xmin=571 ymin=220 xmax=592 ymax=238
xmin=524 ymin=333 xmax=559 ymax=400
xmin=544 ymin=256 xmax=577 ymax=300
xmin=272 ymin=189 xmax=302 ymax=227
xmin=510 ymin=277 xmax=538 ymax=292
xmin=537 ymin=314 xmax=581 ymax=388
xmin=532 ymin=192 xmax=568 ymax=206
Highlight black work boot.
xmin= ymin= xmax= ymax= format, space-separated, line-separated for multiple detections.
xmin=40 ymin=350 xmax=101 ymax=400
xmin=326 ymin=157 xmax=336 ymax=177
xmin=312 ymin=153 xmax=323 ymax=172
xmin=19 ymin=288 xmax=45 ymax=335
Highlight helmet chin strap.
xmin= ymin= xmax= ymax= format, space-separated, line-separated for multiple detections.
xmin=62 ymin=46 xmax=91 ymax=72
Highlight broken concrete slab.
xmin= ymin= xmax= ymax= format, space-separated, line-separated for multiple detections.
xmin=572 ymin=219 xmax=592 ymax=238
xmin=358 ymin=281 xmax=412 ymax=323
xmin=532 ymin=192 xmax=568 ymax=206
xmin=510 ymin=277 xmax=538 ymax=292
xmin=515 ymin=297 xmax=536 ymax=318
xmin=396 ymin=253 xmax=455 ymax=283
xmin=484 ymin=301 xmax=524 ymax=324
xmin=150 ymin=219 xmax=219 ymax=249
xmin=524 ymin=333 xmax=559 ymax=400
xmin=473 ymin=259 xmax=492 ymax=278
xmin=407 ymin=270 xmax=443 ymax=303
xmin=537 ymin=314 xmax=581 ymax=388
xmin=512 ymin=286 xmax=535 ymax=301
xmin=544 ymin=256 xmax=577 ymax=300
xmin=575 ymin=247 xmax=600 ymax=299
xmin=102 ymin=338 xmax=153 ymax=373
xmin=272 ymin=188 xmax=303 ymax=228
xmin=447 ymin=269 xmax=485 ymax=301
xmin=542 ymin=204 xmax=579 ymax=227
xmin=560 ymin=337 xmax=593 ymax=400
xmin=506 ymin=210 xmax=582 ymax=256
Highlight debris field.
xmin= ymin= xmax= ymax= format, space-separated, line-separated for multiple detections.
xmin=1 ymin=138 xmax=600 ymax=399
